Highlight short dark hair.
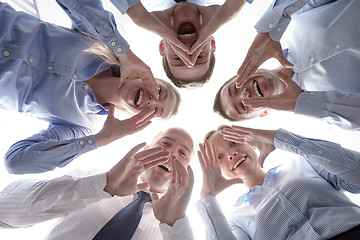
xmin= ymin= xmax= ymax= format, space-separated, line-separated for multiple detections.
xmin=213 ymin=76 xmax=237 ymax=121
xmin=162 ymin=51 xmax=216 ymax=88
xmin=156 ymin=78 xmax=181 ymax=117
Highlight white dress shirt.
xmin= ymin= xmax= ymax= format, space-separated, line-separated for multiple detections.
xmin=0 ymin=172 xmax=193 ymax=239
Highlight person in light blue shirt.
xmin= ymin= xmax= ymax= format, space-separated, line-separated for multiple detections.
xmin=214 ymin=0 xmax=360 ymax=130
xmin=0 ymin=1 xmax=181 ymax=174
xmin=197 ymin=125 xmax=360 ymax=239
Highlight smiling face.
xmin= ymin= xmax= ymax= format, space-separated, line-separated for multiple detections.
xmin=140 ymin=128 xmax=194 ymax=193
xmin=159 ymin=3 xmax=216 ymax=85
xmin=119 ymin=78 xmax=179 ymax=119
xmin=218 ymin=70 xmax=286 ymax=120
xmin=206 ymin=130 xmax=259 ymax=181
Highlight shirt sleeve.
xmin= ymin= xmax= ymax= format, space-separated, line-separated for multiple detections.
xmin=159 ymin=216 xmax=194 ymax=240
xmin=55 ymin=0 xmax=132 ymax=56
xmin=5 ymin=124 xmax=98 ymax=174
xmin=196 ymin=195 xmax=242 ymax=240
xmin=274 ymin=128 xmax=360 ymax=193
xmin=0 ymin=173 xmax=111 ymax=228
xmin=294 ymin=91 xmax=360 ymax=131
xmin=254 ymin=0 xmax=310 ymax=41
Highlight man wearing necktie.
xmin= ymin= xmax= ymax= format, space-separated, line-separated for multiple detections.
xmin=0 ymin=128 xmax=195 ymax=239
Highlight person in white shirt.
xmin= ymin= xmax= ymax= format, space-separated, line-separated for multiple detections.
xmin=0 ymin=128 xmax=194 ymax=240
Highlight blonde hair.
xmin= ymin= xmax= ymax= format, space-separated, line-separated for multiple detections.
xmin=84 ymin=42 xmax=119 ymax=65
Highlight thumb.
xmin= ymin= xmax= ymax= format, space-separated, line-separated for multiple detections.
xmin=276 ymin=54 xmax=294 ymax=68
xmin=137 ymin=182 xmax=150 ymax=191
xmin=118 ymin=73 xmax=127 ymax=88
xmin=151 ymin=192 xmax=160 ymax=202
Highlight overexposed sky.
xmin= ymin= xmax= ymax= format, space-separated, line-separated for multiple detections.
xmin=1 ymin=0 xmax=359 ymax=239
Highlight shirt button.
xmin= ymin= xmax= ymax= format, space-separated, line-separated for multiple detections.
xmin=79 ymin=140 xmax=84 ymax=146
xmin=318 ymin=150 xmax=323 ymax=155
xmin=111 ymin=41 xmax=116 ymax=46
xmin=83 ymin=84 xmax=89 ymax=90
xmin=28 ymin=57 xmax=33 ymax=63
xmin=283 ymin=145 xmax=287 ymax=149
xmin=345 ymin=94 xmax=350 ymax=97
xmin=73 ymin=74 xmax=77 ymax=79
xmin=335 ymin=44 xmax=341 ymax=49
xmin=310 ymin=57 xmax=314 ymax=62
xmin=2 ymin=50 xmax=10 ymax=56
xmin=87 ymin=139 xmax=93 ymax=145
xmin=206 ymin=202 xmax=211 ymax=208
xmin=116 ymin=47 xmax=122 ymax=52
xmin=277 ymin=27 xmax=282 ymax=32
xmin=48 ymin=65 xmax=53 ymax=70
xmin=309 ymin=92 xmax=315 ymax=96
xmin=284 ymin=137 xmax=288 ymax=142
xmin=269 ymin=23 xmax=274 ymax=28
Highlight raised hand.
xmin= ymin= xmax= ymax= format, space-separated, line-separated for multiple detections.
xmin=198 ymin=140 xmax=243 ymax=198
xmin=152 ymin=156 xmax=194 ymax=226
xmin=117 ymin=49 xmax=159 ymax=99
xmin=236 ymin=32 xmax=293 ymax=90
xmin=94 ymin=105 xmax=156 ymax=147
xmin=243 ymin=69 xmax=303 ymax=112
xmin=220 ymin=126 xmax=276 ymax=168
xmin=104 ymin=143 xmax=170 ymax=197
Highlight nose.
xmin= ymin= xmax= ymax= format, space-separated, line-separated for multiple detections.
xmin=147 ymin=95 xmax=155 ymax=106
xmin=228 ymin=152 xmax=238 ymax=161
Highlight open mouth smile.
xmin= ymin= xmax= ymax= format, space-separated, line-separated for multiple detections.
xmin=178 ymin=22 xmax=197 ymax=43
xmin=232 ymin=156 xmax=246 ymax=170
xmin=253 ymin=81 xmax=263 ymax=97
xmin=158 ymin=163 xmax=172 ymax=173
xmin=134 ymin=89 xmax=144 ymax=107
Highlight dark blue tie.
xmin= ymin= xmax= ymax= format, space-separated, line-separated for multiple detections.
xmin=93 ymin=191 xmax=152 ymax=240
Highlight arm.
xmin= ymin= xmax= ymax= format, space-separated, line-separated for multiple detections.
xmin=0 ymin=173 xmax=110 ymax=228
xmin=295 ymin=91 xmax=360 ymax=130
xmin=274 ymin=128 xmax=360 ymax=193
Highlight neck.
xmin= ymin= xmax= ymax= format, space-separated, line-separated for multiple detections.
xmin=85 ymin=69 xmax=119 ymax=106
xmin=243 ymin=168 xmax=266 ymax=189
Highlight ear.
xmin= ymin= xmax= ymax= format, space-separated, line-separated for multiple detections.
xmin=259 ymin=109 xmax=269 ymax=117
xmin=210 ymin=36 xmax=216 ymax=52
xmin=159 ymin=39 xmax=165 ymax=56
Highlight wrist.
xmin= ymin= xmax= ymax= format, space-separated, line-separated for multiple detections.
xmin=104 ymin=173 xmax=115 ymax=197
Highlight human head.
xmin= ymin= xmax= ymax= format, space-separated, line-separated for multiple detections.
xmin=158 ymin=3 xmax=217 ymax=88
xmin=140 ymin=128 xmax=194 ymax=193
xmin=118 ymin=77 xmax=181 ymax=119
xmin=204 ymin=126 xmax=260 ymax=182
xmin=214 ymin=69 xmax=286 ymax=121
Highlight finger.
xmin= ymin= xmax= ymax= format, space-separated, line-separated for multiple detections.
xmin=131 ymin=108 xmax=156 ymax=122
xmin=137 ymin=182 xmax=150 ymax=191
xmin=143 ymin=157 xmax=169 ymax=170
xmin=169 ymin=43 xmax=193 ymax=67
xmin=135 ymin=146 xmax=164 ymax=160
xmin=199 ymin=142 xmax=210 ymax=165
xmin=187 ymin=165 xmax=194 ymax=187
xmin=118 ymin=72 xmax=128 ymax=88
xmin=197 ymin=149 xmax=207 ymax=171
xmin=135 ymin=111 xmax=156 ymax=126
xmin=210 ymin=143 xmax=217 ymax=163
xmin=258 ymin=155 xmax=265 ymax=168
xmin=190 ymin=42 xmax=206 ymax=65
xmin=189 ymin=38 xmax=206 ymax=55
xmin=222 ymin=135 xmax=245 ymax=143
xmin=204 ymin=139 xmax=213 ymax=164
xmin=140 ymin=72 xmax=160 ymax=100
xmin=276 ymin=53 xmax=294 ymax=68
xmin=167 ymin=38 xmax=190 ymax=54
xmin=137 ymin=150 xmax=170 ymax=164
xmin=151 ymin=192 xmax=160 ymax=202
xmin=174 ymin=158 xmax=188 ymax=185
xmin=243 ymin=98 xmax=270 ymax=108
xmin=125 ymin=142 xmax=147 ymax=159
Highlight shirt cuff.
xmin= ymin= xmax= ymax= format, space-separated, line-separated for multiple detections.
xmin=244 ymin=0 xmax=254 ymax=4
xmin=295 ymin=91 xmax=325 ymax=119
xmin=274 ymin=128 xmax=303 ymax=153
xmin=78 ymin=173 xmax=112 ymax=201
xmin=75 ymin=135 xmax=98 ymax=157
xmin=159 ymin=216 xmax=194 ymax=240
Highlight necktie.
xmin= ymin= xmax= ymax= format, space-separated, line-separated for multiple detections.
xmin=93 ymin=191 xmax=152 ymax=240
xmin=174 ymin=0 xmax=187 ymax=2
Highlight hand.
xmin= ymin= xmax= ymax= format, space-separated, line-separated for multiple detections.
xmin=94 ymin=105 xmax=155 ymax=147
xmin=152 ymin=156 xmax=194 ymax=226
xmin=243 ymin=70 xmax=303 ymax=112
xmin=117 ymin=49 xmax=159 ymax=99
xmin=198 ymin=140 xmax=243 ymax=198
xmin=220 ymin=126 xmax=276 ymax=168
xmin=236 ymin=32 xmax=293 ymax=89
xmin=104 ymin=143 xmax=170 ymax=197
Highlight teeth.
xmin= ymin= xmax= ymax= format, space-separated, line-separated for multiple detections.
xmin=233 ymin=156 xmax=246 ymax=170
xmin=159 ymin=163 xmax=171 ymax=172
xmin=179 ymin=33 xmax=195 ymax=38
xmin=253 ymin=82 xmax=262 ymax=97
xmin=135 ymin=90 xmax=143 ymax=106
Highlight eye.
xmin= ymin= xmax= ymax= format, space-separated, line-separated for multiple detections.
xmin=160 ymin=142 xmax=171 ymax=147
xmin=217 ymin=154 xmax=223 ymax=162
xmin=197 ymin=54 xmax=205 ymax=59
xmin=230 ymin=141 xmax=237 ymax=147
xmin=179 ymin=150 xmax=187 ymax=158
xmin=173 ymin=56 xmax=181 ymax=61
xmin=158 ymin=87 xmax=162 ymax=96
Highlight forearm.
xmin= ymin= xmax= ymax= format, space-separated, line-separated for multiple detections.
xmin=274 ymin=128 xmax=360 ymax=190
xmin=196 ymin=195 xmax=237 ymax=240
xmin=5 ymin=126 xmax=97 ymax=174
xmin=0 ymin=173 xmax=111 ymax=228
xmin=295 ymin=91 xmax=360 ymax=130
xmin=159 ymin=216 xmax=194 ymax=240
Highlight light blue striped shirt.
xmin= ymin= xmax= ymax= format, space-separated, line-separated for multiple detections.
xmin=0 ymin=0 xmax=139 ymax=174
xmin=197 ymin=128 xmax=360 ymax=239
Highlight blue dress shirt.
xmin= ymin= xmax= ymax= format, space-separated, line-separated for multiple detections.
xmin=197 ymin=128 xmax=360 ymax=240
xmin=0 ymin=0 xmax=139 ymax=174
xmin=254 ymin=0 xmax=360 ymax=130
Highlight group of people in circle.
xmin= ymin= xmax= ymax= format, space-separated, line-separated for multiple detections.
xmin=0 ymin=0 xmax=359 ymax=239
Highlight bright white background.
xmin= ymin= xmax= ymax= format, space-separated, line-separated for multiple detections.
xmin=1 ymin=0 xmax=359 ymax=239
